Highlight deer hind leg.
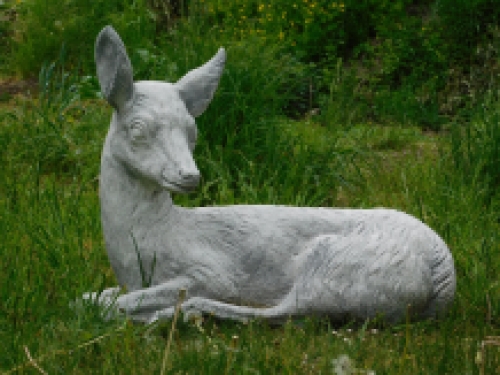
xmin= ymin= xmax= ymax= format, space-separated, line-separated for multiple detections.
xmin=282 ymin=233 xmax=434 ymax=323
xmin=171 ymin=233 xmax=435 ymax=324
xmin=147 ymin=296 xmax=301 ymax=325
xmin=149 ymin=233 xmax=434 ymax=325
xmin=147 ymin=235 xmax=357 ymax=324
xmin=145 ymin=237 xmax=344 ymax=324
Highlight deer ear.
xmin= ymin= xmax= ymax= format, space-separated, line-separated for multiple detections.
xmin=176 ymin=48 xmax=226 ymax=117
xmin=95 ymin=26 xmax=134 ymax=111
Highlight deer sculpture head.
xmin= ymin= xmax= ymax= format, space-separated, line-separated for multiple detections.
xmin=95 ymin=26 xmax=225 ymax=194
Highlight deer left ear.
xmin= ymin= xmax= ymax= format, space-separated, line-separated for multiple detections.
xmin=175 ymin=48 xmax=226 ymax=117
xmin=95 ymin=26 xmax=134 ymax=111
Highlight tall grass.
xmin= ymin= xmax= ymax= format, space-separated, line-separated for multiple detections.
xmin=1 ymin=49 xmax=500 ymax=372
xmin=450 ymin=91 xmax=500 ymax=204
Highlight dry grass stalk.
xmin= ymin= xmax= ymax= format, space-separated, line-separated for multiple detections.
xmin=224 ymin=335 xmax=240 ymax=375
xmin=23 ymin=345 xmax=48 ymax=375
xmin=160 ymin=288 xmax=187 ymax=375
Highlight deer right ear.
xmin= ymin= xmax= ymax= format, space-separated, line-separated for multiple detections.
xmin=95 ymin=26 xmax=134 ymax=111
xmin=175 ymin=48 xmax=226 ymax=117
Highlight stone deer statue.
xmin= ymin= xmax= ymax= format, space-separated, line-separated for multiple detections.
xmin=89 ymin=25 xmax=456 ymax=324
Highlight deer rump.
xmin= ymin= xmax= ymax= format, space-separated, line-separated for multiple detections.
xmin=88 ymin=25 xmax=456 ymax=324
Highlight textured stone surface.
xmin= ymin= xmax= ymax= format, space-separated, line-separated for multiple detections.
xmin=90 ymin=25 xmax=456 ymax=324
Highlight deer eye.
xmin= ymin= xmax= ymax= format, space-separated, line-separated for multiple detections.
xmin=129 ymin=121 xmax=148 ymax=143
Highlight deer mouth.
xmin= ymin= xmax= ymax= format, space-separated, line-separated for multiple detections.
xmin=161 ymin=167 xmax=200 ymax=193
xmin=160 ymin=179 xmax=198 ymax=193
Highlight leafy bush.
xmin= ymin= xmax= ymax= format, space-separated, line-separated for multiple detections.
xmin=367 ymin=17 xmax=445 ymax=88
xmin=197 ymin=0 xmax=416 ymax=63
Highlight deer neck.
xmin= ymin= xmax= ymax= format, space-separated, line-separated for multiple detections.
xmin=99 ymin=139 xmax=176 ymax=236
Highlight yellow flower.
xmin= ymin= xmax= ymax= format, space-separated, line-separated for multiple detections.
xmin=258 ymin=4 xmax=264 ymax=12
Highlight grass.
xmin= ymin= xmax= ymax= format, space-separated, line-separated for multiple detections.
xmin=1 ymin=1 xmax=500 ymax=374
xmin=1 ymin=66 xmax=500 ymax=373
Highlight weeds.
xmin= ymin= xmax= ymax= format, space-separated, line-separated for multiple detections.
xmin=160 ymin=289 xmax=186 ymax=375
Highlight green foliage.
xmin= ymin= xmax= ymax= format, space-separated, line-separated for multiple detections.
xmin=367 ymin=17 xmax=445 ymax=87
xmin=11 ymin=0 xmax=156 ymax=75
xmin=437 ymin=0 xmax=500 ymax=65
xmin=199 ymin=0 xmax=411 ymax=63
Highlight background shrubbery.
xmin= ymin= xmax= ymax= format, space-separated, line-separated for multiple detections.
xmin=8 ymin=0 xmax=500 ymax=130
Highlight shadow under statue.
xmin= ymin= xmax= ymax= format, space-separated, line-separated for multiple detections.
xmin=85 ymin=25 xmax=456 ymax=324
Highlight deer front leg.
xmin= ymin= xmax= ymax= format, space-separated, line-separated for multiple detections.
xmin=83 ymin=276 xmax=194 ymax=322
xmin=80 ymin=287 xmax=123 ymax=320
xmin=82 ymin=286 xmax=122 ymax=306
xmin=116 ymin=276 xmax=194 ymax=320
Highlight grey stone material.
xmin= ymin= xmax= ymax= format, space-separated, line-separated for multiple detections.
xmin=87 ymin=25 xmax=456 ymax=324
